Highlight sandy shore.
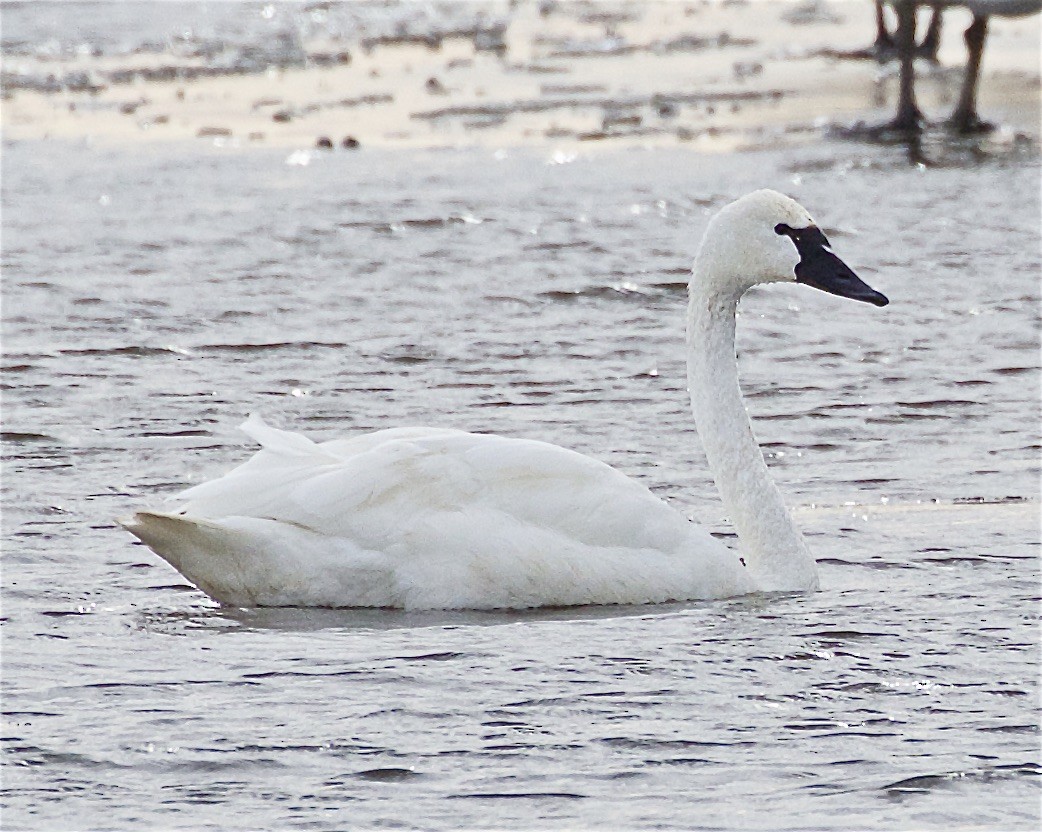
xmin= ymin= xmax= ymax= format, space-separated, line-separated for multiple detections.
xmin=2 ymin=1 xmax=1039 ymax=152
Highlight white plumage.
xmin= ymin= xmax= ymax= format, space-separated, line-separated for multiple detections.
xmin=124 ymin=416 xmax=750 ymax=608
xmin=121 ymin=190 xmax=888 ymax=610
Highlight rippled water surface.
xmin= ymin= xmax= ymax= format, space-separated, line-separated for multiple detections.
xmin=3 ymin=139 xmax=1040 ymax=830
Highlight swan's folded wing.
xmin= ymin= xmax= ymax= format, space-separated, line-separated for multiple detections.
xmin=456 ymin=435 xmax=700 ymax=550
xmin=173 ymin=421 xmax=712 ymax=559
xmin=280 ymin=432 xmax=707 ymax=554
xmin=140 ymin=421 xmax=748 ymax=608
xmin=172 ymin=418 xmax=469 ymax=521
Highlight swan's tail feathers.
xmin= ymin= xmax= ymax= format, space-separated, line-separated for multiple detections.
xmin=120 ymin=511 xmax=391 ymax=608
xmin=239 ymin=413 xmax=318 ymax=456
xmin=118 ymin=510 xmax=261 ymax=606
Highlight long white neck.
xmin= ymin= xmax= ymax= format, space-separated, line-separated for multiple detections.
xmin=686 ymin=280 xmax=819 ymax=592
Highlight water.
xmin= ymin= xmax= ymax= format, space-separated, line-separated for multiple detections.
xmin=0 ymin=1 xmax=494 ymax=58
xmin=3 ymin=138 xmax=1040 ymax=830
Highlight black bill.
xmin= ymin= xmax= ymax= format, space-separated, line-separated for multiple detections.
xmin=776 ymin=223 xmax=889 ymax=307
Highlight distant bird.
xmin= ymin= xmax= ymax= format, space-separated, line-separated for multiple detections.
xmin=885 ymin=0 xmax=1042 ymax=133
xmin=873 ymin=0 xmax=944 ymax=61
xmin=947 ymin=0 xmax=1042 ymax=132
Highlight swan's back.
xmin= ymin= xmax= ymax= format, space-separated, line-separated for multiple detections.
xmin=124 ymin=417 xmax=752 ymax=609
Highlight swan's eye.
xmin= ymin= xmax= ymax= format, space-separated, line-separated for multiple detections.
xmin=774 ymin=223 xmax=792 ymax=236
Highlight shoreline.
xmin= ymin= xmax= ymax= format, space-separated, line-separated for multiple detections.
xmin=2 ymin=1 xmax=1040 ymax=153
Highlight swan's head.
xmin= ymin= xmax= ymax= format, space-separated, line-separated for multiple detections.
xmin=695 ymin=189 xmax=888 ymax=307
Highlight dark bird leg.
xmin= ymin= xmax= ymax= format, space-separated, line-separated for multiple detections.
xmin=917 ymin=4 xmax=943 ymax=61
xmin=891 ymin=1 xmax=923 ymax=132
xmin=949 ymin=14 xmax=994 ymax=133
xmin=874 ymin=0 xmax=896 ymax=59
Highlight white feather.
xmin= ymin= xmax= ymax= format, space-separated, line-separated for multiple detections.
xmin=123 ymin=425 xmax=749 ymax=608
xmin=120 ymin=190 xmax=886 ymax=610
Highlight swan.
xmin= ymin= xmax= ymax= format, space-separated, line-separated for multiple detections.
xmin=120 ymin=190 xmax=888 ymax=610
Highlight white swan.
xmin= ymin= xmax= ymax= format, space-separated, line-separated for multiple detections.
xmin=120 ymin=190 xmax=888 ymax=610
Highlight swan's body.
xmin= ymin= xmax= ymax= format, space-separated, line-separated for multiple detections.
xmin=126 ymin=418 xmax=753 ymax=608
xmin=122 ymin=190 xmax=888 ymax=610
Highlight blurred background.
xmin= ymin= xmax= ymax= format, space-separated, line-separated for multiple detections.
xmin=2 ymin=0 xmax=1039 ymax=152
